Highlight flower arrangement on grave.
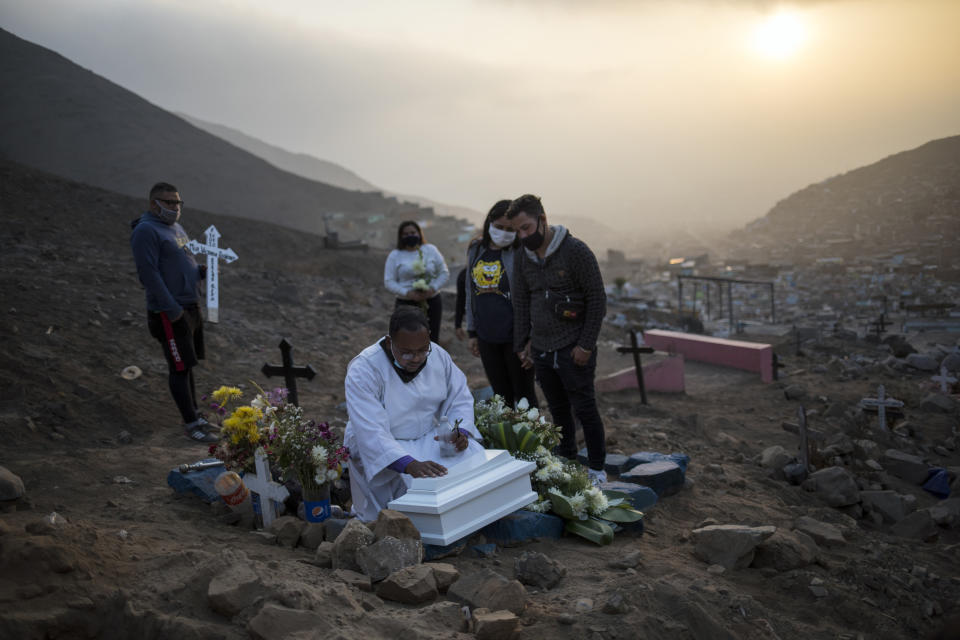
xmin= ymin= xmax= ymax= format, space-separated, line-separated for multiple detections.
xmin=265 ymin=403 xmax=349 ymax=500
xmin=207 ymin=385 xmax=268 ymax=473
xmin=474 ymin=395 xmax=644 ymax=545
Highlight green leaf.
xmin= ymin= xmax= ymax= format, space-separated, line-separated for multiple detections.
xmin=516 ymin=427 xmax=540 ymax=453
xmin=597 ymin=506 xmax=644 ymax=523
xmin=565 ymin=518 xmax=614 ymax=545
xmin=602 ymin=489 xmax=633 ymax=502
xmin=546 ymin=489 xmax=577 ymax=520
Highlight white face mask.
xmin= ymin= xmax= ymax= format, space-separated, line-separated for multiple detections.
xmin=154 ymin=200 xmax=181 ymax=225
xmin=489 ymin=226 xmax=516 ymax=248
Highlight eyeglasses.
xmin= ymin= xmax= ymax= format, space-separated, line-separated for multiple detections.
xmin=393 ymin=343 xmax=432 ymax=361
xmin=156 ymin=199 xmax=184 ymax=207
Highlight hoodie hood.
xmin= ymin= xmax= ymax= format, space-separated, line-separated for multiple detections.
xmin=523 ymin=224 xmax=568 ymax=262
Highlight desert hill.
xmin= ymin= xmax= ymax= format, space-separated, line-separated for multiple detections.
xmin=0 ymin=28 xmax=436 ymax=241
xmin=737 ymin=136 xmax=960 ymax=266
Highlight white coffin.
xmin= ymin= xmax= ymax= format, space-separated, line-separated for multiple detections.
xmin=387 ymin=449 xmax=537 ymax=546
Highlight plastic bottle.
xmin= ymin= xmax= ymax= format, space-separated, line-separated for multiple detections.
xmin=214 ymin=471 xmax=254 ymax=520
xmin=435 ymin=415 xmax=458 ymax=457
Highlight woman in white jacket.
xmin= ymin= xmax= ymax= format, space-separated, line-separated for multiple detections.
xmin=383 ymin=220 xmax=450 ymax=342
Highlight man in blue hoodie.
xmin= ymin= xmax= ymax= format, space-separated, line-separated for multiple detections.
xmin=130 ymin=182 xmax=215 ymax=443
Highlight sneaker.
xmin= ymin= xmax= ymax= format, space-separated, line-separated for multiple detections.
xmin=587 ymin=468 xmax=607 ymax=486
xmin=195 ymin=416 xmax=219 ymax=432
xmin=184 ymin=421 xmax=218 ymax=443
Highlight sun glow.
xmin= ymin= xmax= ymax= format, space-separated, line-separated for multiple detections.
xmin=752 ymin=12 xmax=807 ymax=60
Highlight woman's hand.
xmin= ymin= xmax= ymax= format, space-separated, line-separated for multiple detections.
xmin=469 ymin=338 xmax=480 ymax=358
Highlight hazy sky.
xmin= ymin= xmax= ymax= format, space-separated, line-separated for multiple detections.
xmin=2 ymin=0 xmax=959 ymax=232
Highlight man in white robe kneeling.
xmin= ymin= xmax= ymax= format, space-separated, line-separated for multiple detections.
xmin=344 ymin=306 xmax=486 ymax=521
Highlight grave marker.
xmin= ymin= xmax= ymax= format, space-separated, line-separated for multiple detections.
xmin=932 ymin=366 xmax=957 ymax=394
xmin=782 ymin=406 xmax=825 ymax=472
xmin=243 ymin=449 xmax=289 ymax=528
xmin=867 ymin=313 xmax=890 ymax=340
xmin=261 ymin=338 xmax=316 ymax=407
xmin=616 ymin=330 xmax=654 ymax=405
xmin=859 ymin=384 xmax=904 ymax=432
xmin=186 ymin=225 xmax=238 ymax=323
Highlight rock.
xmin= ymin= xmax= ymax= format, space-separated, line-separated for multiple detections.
xmin=375 ymin=565 xmax=438 ymax=604
xmin=620 ymin=460 xmax=685 ymax=497
xmin=26 ymin=513 xmax=68 ymax=535
xmin=883 ymin=450 xmax=929 ymax=484
xmin=249 ymin=531 xmax=277 ymax=545
xmin=906 ymin=354 xmax=939 ymax=371
xmin=882 ymin=334 xmax=916 ymax=358
xmin=447 ymin=569 xmax=528 ymax=615
xmin=324 ymin=517 xmax=349 ymax=542
xmin=423 ymin=539 xmax=467 ymax=561
xmin=372 ymin=509 xmax=421 ymax=541
xmin=331 ymin=519 xmax=375 ymax=572
xmin=514 ymin=551 xmax=566 ymax=590
xmin=793 ymin=516 xmax=845 ymax=548
xmin=807 ymin=467 xmax=860 ymax=507
xmin=426 ymin=562 xmax=460 ymax=593
xmin=165 ymin=460 xmax=223 ymax=503
xmin=332 ymin=569 xmax=372 ymax=592
xmin=607 ymin=549 xmax=643 ymax=570
xmin=784 ymin=385 xmax=808 ymax=400
xmin=312 ymin=541 xmax=334 ymax=568
xmin=247 ymin=603 xmax=325 ymax=640
xmin=860 ymin=490 xmax=908 ymax=523
xmin=603 ymin=453 xmax=634 ymax=475
xmin=628 ymin=451 xmax=690 ymax=472
xmin=298 ymin=523 xmax=325 ymax=550
xmin=268 ymin=516 xmax=305 ymax=548
xmin=601 ymin=591 xmax=630 ymax=614
xmin=356 ymin=535 xmax=422 ymax=582
xmin=480 ymin=509 xmax=564 ymax=546
xmin=890 ymin=510 xmax=938 ymax=540
xmin=782 ymin=463 xmax=808 ymax=485
xmin=760 ymin=445 xmax=792 ymax=470
xmin=471 ymin=543 xmax=497 ymax=558
xmin=598 ymin=482 xmax=658 ymax=512
xmin=752 ymin=530 xmax=818 ymax=571
xmin=208 ymin=562 xmax=265 ymax=617
xmin=472 ymin=608 xmax=519 ymax=640
xmin=116 ymin=430 xmax=133 ymax=444
xmin=690 ymin=524 xmax=776 ymax=570
xmin=920 ymin=394 xmax=956 ymax=414
xmin=854 ymin=439 xmax=880 ymax=458
xmin=941 ymin=352 xmax=960 ymax=373
xmin=929 ymin=499 xmax=960 ymax=527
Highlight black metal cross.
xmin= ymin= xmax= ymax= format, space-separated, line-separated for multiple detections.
xmin=869 ymin=313 xmax=890 ymax=339
xmin=616 ymin=329 xmax=655 ymax=405
xmin=261 ymin=338 xmax=316 ymax=407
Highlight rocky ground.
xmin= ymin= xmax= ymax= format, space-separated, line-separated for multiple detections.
xmin=1 ymin=160 xmax=959 ymax=640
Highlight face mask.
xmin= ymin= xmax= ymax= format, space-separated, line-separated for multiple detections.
xmin=154 ymin=200 xmax=180 ymax=225
xmin=521 ymin=217 xmax=544 ymax=251
xmin=401 ymin=235 xmax=420 ymax=248
xmin=488 ymin=226 xmax=516 ymax=248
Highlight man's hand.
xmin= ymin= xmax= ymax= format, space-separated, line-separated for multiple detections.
xmin=452 ymin=430 xmax=469 ymax=452
xmin=404 ymin=460 xmax=447 ymax=477
xmin=469 ymin=338 xmax=480 ymax=358
xmin=572 ymin=345 xmax=592 ymax=366
xmin=455 ymin=327 xmax=467 ymax=341
xmin=516 ymin=342 xmax=533 ymax=370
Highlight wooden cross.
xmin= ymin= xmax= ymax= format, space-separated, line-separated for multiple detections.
xmin=792 ymin=324 xmax=803 ymax=356
xmin=932 ymin=366 xmax=957 ymax=394
xmin=859 ymin=384 xmax=904 ymax=432
xmin=615 ymin=329 xmax=654 ymax=405
xmin=186 ymin=225 xmax=238 ymax=324
xmin=243 ymin=449 xmax=289 ymax=529
xmin=782 ymin=406 xmax=825 ymax=472
xmin=261 ymin=338 xmax=316 ymax=407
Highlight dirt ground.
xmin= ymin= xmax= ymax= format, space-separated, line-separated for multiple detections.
xmin=1 ymin=161 xmax=959 ymax=639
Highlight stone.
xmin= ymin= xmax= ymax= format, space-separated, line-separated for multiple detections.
xmin=268 ymin=516 xmax=305 ymax=548
xmin=208 ymin=562 xmax=265 ymax=617
xmin=854 ymin=439 xmax=880 ymax=458
xmin=620 ymin=460 xmax=685 ymax=497
xmin=375 ymin=565 xmax=438 ymax=604
xmin=447 ymin=569 xmax=528 ymax=615
xmin=372 ymin=509 xmax=421 ymax=541
xmin=628 ymin=451 xmax=690 ymax=472
xmin=941 ymin=352 xmax=960 ymax=373
xmin=807 ymin=467 xmax=860 ymax=507
xmin=784 ymin=385 xmax=808 ymax=400
xmin=782 ymin=463 xmax=808 ymax=485
xmin=690 ymin=524 xmax=776 ymax=570
xmin=603 ymin=453 xmax=634 ymax=475
xmin=598 ymin=482 xmax=658 ymax=512
xmin=472 ymin=609 xmax=519 ymax=640
xmin=165 ymin=459 xmax=224 ymax=503
xmin=608 ymin=550 xmax=643 ymax=570
xmin=882 ymin=334 xmax=916 ymax=358
xmin=929 ymin=498 xmax=960 ymax=527
xmin=331 ymin=519 xmax=375 ymax=572
xmin=298 ymin=523 xmax=325 ymax=551
xmin=514 ymin=551 xmax=566 ymax=590
xmin=883 ymin=450 xmax=929 ymax=484
xmin=356 ymin=535 xmax=423 ymax=582
xmin=249 ymin=531 xmax=277 ymax=545
xmin=480 ymin=509 xmax=564 ymax=546
xmin=890 ymin=510 xmax=938 ymax=540
xmin=246 ymin=603 xmax=325 ymax=640
xmin=860 ymin=490 xmax=907 ymax=523
xmin=921 ymin=394 xmax=956 ymax=414
xmin=423 ymin=538 xmax=467 ymax=561
xmin=312 ymin=541 xmax=334 ymax=568
xmin=324 ymin=518 xmax=349 ymax=542
xmin=426 ymin=562 xmax=460 ymax=593
xmin=574 ymin=598 xmax=594 ymax=613
xmin=471 ymin=543 xmax=497 ymax=558
xmin=752 ymin=530 xmax=818 ymax=571
xmin=332 ymin=569 xmax=372 ymax=592
xmin=906 ymin=354 xmax=939 ymax=371
xmin=793 ymin=516 xmax=845 ymax=548
xmin=760 ymin=446 xmax=793 ymax=473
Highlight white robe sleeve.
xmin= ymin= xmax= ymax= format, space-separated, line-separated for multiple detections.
xmin=344 ymin=357 xmax=411 ymax=481
xmin=383 ymin=250 xmax=408 ymax=297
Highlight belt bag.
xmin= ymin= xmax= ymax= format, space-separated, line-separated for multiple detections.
xmin=546 ymin=289 xmax=584 ymax=322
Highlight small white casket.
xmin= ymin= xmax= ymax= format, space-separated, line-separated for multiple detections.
xmin=387 ymin=449 xmax=537 ymax=546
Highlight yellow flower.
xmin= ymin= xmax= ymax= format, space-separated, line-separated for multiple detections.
xmin=222 ymin=406 xmax=264 ymax=445
xmin=212 ymin=386 xmax=243 ymax=406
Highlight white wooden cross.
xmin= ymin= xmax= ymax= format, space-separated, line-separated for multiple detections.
xmin=243 ymin=449 xmax=289 ymax=528
xmin=932 ymin=366 xmax=957 ymax=394
xmin=186 ymin=225 xmax=238 ymax=323
xmin=859 ymin=384 xmax=904 ymax=432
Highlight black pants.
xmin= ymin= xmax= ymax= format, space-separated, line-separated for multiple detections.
xmin=395 ymin=295 xmax=442 ymax=343
xmin=533 ymin=343 xmax=606 ymax=470
xmin=477 ymin=339 xmax=538 ymax=409
xmin=147 ymin=306 xmax=203 ymax=424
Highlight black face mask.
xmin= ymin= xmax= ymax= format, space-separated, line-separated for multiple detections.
xmin=521 ymin=217 xmax=544 ymax=251
xmin=401 ymin=235 xmax=420 ymax=248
